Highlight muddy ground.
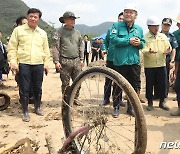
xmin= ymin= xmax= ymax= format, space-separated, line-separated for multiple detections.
xmin=0 ymin=60 xmax=180 ymax=154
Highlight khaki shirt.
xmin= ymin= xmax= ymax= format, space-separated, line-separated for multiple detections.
xmin=52 ymin=26 xmax=83 ymax=63
xmin=142 ymin=32 xmax=172 ymax=68
xmin=8 ymin=23 xmax=50 ymax=66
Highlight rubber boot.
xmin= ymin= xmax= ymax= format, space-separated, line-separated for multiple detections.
xmin=34 ymin=94 xmax=44 ymax=116
xmin=146 ymin=100 xmax=153 ymax=111
xmin=137 ymin=90 xmax=145 ymax=103
xmin=170 ymin=108 xmax=180 ymax=116
xmin=112 ymin=106 xmax=120 ymax=118
xmin=127 ymin=101 xmax=135 ymax=117
xmin=118 ymin=93 xmax=125 ymax=107
xmin=171 ymin=100 xmax=180 ymax=116
xmin=159 ymin=99 xmax=169 ymax=111
xmin=20 ymin=97 xmax=30 ymax=122
xmin=101 ymin=83 xmax=111 ymax=106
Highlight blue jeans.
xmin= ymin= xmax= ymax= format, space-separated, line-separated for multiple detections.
xmin=18 ymin=63 xmax=44 ymax=100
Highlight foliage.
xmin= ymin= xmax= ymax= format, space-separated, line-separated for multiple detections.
xmin=0 ymin=0 xmax=54 ymax=47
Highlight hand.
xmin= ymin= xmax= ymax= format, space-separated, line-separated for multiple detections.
xmin=44 ymin=66 xmax=49 ymax=75
xmin=133 ymin=37 xmax=141 ymax=46
xmin=163 ymin=47 xmax=171 ymax=55
xmin=130 ymin=37 xmax=141 ymax=46
xmin=170 ymin=70 xmax=176 ymax=82
xmin=55 ymin=62 xmax=62 ymax=70
xmin=169 ymin=61 xmax=175 ymax=69
xmin=130 ymin=38 xmax=136 ymax=45
xmin=81 ymin=61 xmax=84 ymax=68
xmin=10 ymin=63 xmax=19 ymax=74
xmin=149 ymin=48 xmax=157 ymax=54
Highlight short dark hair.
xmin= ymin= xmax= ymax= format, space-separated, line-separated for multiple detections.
xmin=27 ymin=8 xmax=42 ymax=18
xmin=84 ymin=34 xmax=88 ymax=38
xmin=118 ymin=12 xmax=123 ymax=18
xmin=16 ymin=16 xmax=27 ymax=26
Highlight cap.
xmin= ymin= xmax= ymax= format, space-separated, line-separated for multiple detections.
xmin=147 ymin=16 xmax=160 ymax=26
xmin=162 ymin=18 xmax=172 ymax=25
xmin=59 ymin=11 xmax=80 ymax=23
xmin=124 ymin=3 xmax=137 ymax=12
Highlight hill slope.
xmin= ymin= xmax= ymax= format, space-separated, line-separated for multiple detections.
xmin=0 ymin=0 xmax=50 ymax=35
xmin=75 ymin=22 xmax=114 ymax=35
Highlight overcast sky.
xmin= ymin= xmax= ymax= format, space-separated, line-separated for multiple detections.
xmin=22 ymin=0 xmax=180 ymax=32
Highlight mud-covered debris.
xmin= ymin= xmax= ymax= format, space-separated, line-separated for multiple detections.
xmin=0 ymin=137 xmax=39 ymax=154
xmin=29 ymin=124 xmax=48 ymax=129
xmin=45 ymin=112 xmax=62 ymax=121
xmin=88 ymin=60 xmax=106 ymax=67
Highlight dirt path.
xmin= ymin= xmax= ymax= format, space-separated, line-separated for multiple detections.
xmin=0 ymin=60 xmax=180 ymax=154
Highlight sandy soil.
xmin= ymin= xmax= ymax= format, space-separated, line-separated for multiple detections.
xmin=0 ymin=60 xmax=180 ymax=154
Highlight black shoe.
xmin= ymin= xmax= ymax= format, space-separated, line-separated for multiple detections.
xmin=159 ymin=102 xmax=169 ymax=111
xmin=119 ymin=101 xmax=126 ymax=107
xmin=22 ymin=112 xmax=30 ymax=122
xmin=112 ymin=108 xmax=120 ymax=118
xmin=146 ymin=105 xmax=153 ymax=111
xmin=126 ymin=101 xmax=135 ymax=117
xmin=100 ymin=99 xmax=110 ymax=106
xmin=127 ymin=108 xmax=135 ymax=117
xmin=35 ymin=108 xmax=44 ymax=116
xmin=170 ymin=108 xmax=180 ymax=116
xmin=147 ymin=100 xmax=153 ymax=111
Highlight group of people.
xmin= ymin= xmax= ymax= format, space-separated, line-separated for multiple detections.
xmin=1 ymin=4 xmax=180 ymax=122
xmin=81 ymin=35 xmax=104 ymax=66
xmin=101 ymin=4 xmax=180 ymax=118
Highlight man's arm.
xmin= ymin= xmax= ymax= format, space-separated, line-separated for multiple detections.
xmin=136 ymin=28 xmax=145 ymax=49
xmin=102 ymin=28 xmax=111 ymax=51
xmin=110 ymin=23 xmax=130 ymax=47
xmin=7 ymin=28 xmax=19 ymax=71
xmin=43 ymin=33 xmax=50 ymax=67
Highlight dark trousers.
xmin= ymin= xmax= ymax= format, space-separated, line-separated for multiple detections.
xmin=18 ymin=63 xmax=44 ymax=100
xmin=166 ymin=55 xmax=171 ymax=96
xmin=145 ymin=67 xmax=167 ymax=101
xmin=174 ymin=64 xmax=180 ymax=107
xmin=0 ymin=70 xmax=2 ymax=80
xmin=99 ymin=50 xmax=103 ymax=60
xmin=104 ymin=60 xmax=114 ymax=100
xmin=113 ymin=64 xmax=141 ymax=107
xmin=84 ymin=51 xmax=89 ymax=66
xmin=15 ymin=73 xmax=34 ymax=98
xmin=91 ymin=51 xmax=98 ymax=62
xmin=154 ymin=55 xmax=171 ymax=98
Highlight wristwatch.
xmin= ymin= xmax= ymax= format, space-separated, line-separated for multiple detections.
xmin=170 ymin=60 xmax=175 ymax=63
